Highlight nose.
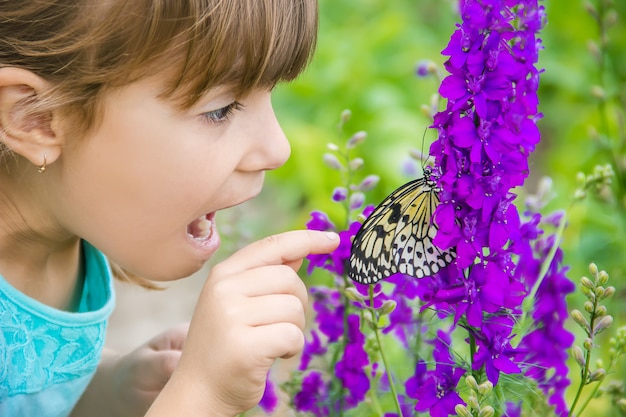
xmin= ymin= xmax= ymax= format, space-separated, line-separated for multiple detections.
xmin=238 ymin=93 xmax=291 ymax=172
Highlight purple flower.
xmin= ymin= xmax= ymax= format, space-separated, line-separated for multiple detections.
xmin=424 ymin=0 xmax=570 ymax=411
xmin=505 ymin=402 xmax=522 ymax=417
xmin=470 ymin=315 xmax=521 ymax=385
xmin=259 ymin=376 xmax=279 ymax=413
xmin=310 ymin=287 xmax=345 ymax=343
xmin=335 ymin=314 xmax=370 ymax=408
xmin=306 ymin=211 xmax=337 ymax=274
xmin=299 ymin=330 xmax=327 ymax=371
xmin=305 ymin=209 xmax=361 ymax=276
xmin=293 ymin=371 xmax=329 ymax=417
xmin=515 ymin=232 xmax=575 ymax=416
xmin=407 ymin=331 xmax=466 ymax=417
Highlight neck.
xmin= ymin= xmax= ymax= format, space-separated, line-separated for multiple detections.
xmin=0 ymin=166 xmax=83 ymax=311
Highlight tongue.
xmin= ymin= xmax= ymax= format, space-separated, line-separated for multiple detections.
xmin=188 ymin=215 xmax=212 ymax=240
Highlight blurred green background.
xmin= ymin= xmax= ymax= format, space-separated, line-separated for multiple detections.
xmin=251 ymin=0 xmax=625 ymax=410
xmin=265 ymin=0 xmax=626 ymax=284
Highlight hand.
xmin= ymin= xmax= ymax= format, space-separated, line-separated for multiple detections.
xmin=110 ymin=325 xmax=188 ymax=415
xmin=154 ymin=230 xmax=339 ymax=417
xmin=71 ymin=326 xmax=187 ymax=417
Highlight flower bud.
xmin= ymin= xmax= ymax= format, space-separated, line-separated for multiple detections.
xmin=479 ymin=406 xmax=495 ymax=417
xmin=340 ymin=109 xmax=352 ymax=124
xmin=455 ymin=404 xmax=472 ymax=417
xmin=327 ymin=143 xmax=340 ymax=151
xmin=571 ymin=309 xmax=590 ymax=332
xmin=478 ymin=381 xmax=493 ymax=396
xmin=349 ymin=192 xmax=365 ymax=210
xmin=595 ymin=305 xmax=607 ymax=317
xmin=616 ymin=398 xmax=626 ymax=413
xmin=588 ymin=368 xmax=606 ymax=383
xmin=588 ymin=262 xmax=599 ymax=276
xmin=583 ymin=2 xmax=598 ymax=18
xmin=409 ymin=148 xmax=428 ymax=162
xmin=537 ymin=176 xmax=553 ymax=197
xmin=358 ymin=175 xmax=380 ymax=192
xmin=580 ymin=276 xmax=594 ymax=289
xmin=349 ymin=157 xmax=364 ymax=171
xmin=605 ymin=10 xmax=618 ymax=27
xmin=430 ymin=93 xmax=440 ymax=109
xmin=584 ymin=301 xmax=594 ymax=313
xmin=587 ymin=40 xmax=602 ymax=62
xmin=420 ymin=104 xmax=432 ymax=119
xmin=603 ymin=286 xmax=615 ymax=299
xmin=344 ymin=287 xmax=366 ymax=303
xmin=332 ymin=187 xmax=348 ymax=202
xmin=583 ymin=338 xmax=594 ymax=351
xmin=574 ymin=189 xmax=587 ymax=201
xmin=378 ymin=300 xmax=397 ymax=316
xmin=323 ymin=153 xmax=343 ymax=170
xmin=609 ymin=347 xmax=617 ymax=361
xmin=415 ymin=60 xmax=432 ymax=78
xmin=594 ymin=315 xmax=613 ymax=335
xmin=595 ymin=286 xmax=605 ymax=298
xmin=465 ymin=375 xmax=479 ymax=391
xmin=468 ymin=394 xmax=480 ymax=410
xmin=576 ymin=172 xmax=586 ymax=185
xmin=597 ymin=270 xmax=609 ymax=285
xmin=346 ymin=131 xmax=367 ymax=149
xmin=572 ymin=345 xmax=586 ymax=368
xmin=591 ymin=85 xmax=606 ymax=99
xmin=580 ymin=285 xmax=594 ymax=300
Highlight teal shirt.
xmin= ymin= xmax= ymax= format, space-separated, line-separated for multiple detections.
xmin=0 ymin=241 xmax=115 ymax=417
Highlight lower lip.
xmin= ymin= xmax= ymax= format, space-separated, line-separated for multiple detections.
xmin=187 ymin=213 xmax=221 ymax=260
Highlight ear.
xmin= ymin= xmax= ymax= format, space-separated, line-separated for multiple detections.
xmin=0 ymin=67 xmax=62 ymax=169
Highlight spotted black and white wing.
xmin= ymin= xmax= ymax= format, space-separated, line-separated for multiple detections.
xmin=348 ymin=176 xmax=456 ymax=285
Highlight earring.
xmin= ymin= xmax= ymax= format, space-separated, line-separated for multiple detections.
xmin=37 ymin=153 xmax=47 ymax=173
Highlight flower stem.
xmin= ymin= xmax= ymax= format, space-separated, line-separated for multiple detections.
xmin=567 ymin=349 xmax=591 ymax=417
xmin=568 ymin=298 xmax=599 ymax=417
xmin=369 ymin=287 xmax=404 ymax=417
xmin=575 ymin=346 xmax=621 ymax=416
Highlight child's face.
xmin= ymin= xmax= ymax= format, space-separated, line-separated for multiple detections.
xmin=54 ymin=76 xmax=290 ymax=281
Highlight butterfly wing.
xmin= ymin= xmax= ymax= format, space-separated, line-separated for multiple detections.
xmin=348 ymin=179 xmax=423 ymax=284
xmin=392 ymin=181 xmax=455 ymax=278
xmin=348 ymin=177 xmax=456 ymax=284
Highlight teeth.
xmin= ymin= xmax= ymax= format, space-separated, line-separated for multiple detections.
xmin=195 ymin=218 xmax=212 ymax=240
xmin=187 ymin=216 xmax=213 ymax=241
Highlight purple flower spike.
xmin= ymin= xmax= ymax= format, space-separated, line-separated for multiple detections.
xmin=424 ymin=0 xmax=572 ymax=412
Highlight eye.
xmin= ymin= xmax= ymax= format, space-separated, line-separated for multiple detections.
xmin=200 ymin=101 xmax=244 ymax=125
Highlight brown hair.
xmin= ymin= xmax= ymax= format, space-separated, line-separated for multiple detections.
xmin=0 ymin=0 xmax=318 ymax=286
xmin=0 ymin=0 xmax=317 ymax=131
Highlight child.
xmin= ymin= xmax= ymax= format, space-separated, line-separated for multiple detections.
xmin=0 ymin=1 xmax=339 ymax=416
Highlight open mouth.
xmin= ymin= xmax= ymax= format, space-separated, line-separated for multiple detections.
xmin=186 ymin=212 xmax=216 ymax=242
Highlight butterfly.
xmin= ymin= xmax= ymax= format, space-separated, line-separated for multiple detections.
xmin=348 ymin=167 xmax=456 ymax=285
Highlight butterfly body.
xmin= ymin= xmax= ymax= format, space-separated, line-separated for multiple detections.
xmin=348 ymin=170 xmax=456 ymax=285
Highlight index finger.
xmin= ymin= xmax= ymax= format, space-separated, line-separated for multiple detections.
xmin=218 ymin=229 xmax=339 ymax=275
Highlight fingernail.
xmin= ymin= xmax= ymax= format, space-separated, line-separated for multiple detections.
xmin=325 ymin=232 xmax=339 ymax=240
